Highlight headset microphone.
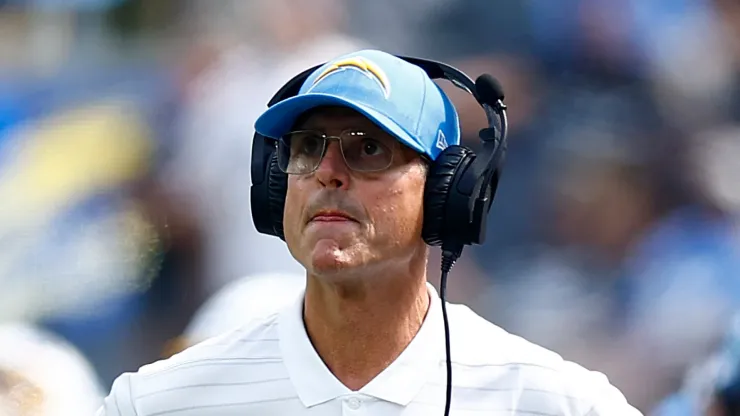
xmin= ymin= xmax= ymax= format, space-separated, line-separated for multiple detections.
xmin=474 ymin=73 xmax=505 ymax=105
xmin=438 ymin=73 xmax=507 ymax=416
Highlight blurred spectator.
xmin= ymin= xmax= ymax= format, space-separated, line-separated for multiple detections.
xmin=473 ymin=120 xmax=662 ymax=331
xmin=621 ymin=123 xmax=740 ymax=406
xmin=0 ymin=322 xmax=104 ymax=415
xmin=0 ymin=97 xmax=156 ymax=322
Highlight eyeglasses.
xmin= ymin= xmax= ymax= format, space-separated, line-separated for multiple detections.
xmin=277 ymin=129 xmax=397 ymax=175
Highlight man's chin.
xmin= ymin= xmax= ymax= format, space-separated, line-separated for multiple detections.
xmin=307 ymin=240 xmax=359 ymax=276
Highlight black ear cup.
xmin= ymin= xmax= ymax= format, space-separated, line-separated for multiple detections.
xmin=267 ymin=153 xmax=289 ymax=240
xmin=422 ymin=145 xmax=475 ymax=246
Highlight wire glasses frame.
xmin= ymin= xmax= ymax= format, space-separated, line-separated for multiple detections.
xmin=276 ymin=129 xmax=397 ymax=174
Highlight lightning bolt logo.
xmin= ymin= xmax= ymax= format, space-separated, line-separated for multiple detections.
xmin=310 ymin=57 xmax=391 ymax=98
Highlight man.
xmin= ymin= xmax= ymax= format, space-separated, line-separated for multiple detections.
xmin=97 ymin=49 xmax=642 ymax=415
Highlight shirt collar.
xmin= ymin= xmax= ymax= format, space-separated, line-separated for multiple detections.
xmin=278 ymin=282 xmax=445 ymax=407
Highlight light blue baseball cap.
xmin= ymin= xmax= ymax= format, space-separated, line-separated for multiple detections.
xmin=254 ymin=49 xmax=461 ymax=161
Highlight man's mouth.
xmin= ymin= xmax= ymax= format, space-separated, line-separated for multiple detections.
xmin=309 ymin=210 xmax=357 ymax=223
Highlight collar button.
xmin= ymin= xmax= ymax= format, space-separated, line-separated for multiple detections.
xmin=346 ymin=396 xmax=361 ymax=410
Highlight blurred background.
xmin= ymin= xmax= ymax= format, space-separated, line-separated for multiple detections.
xmin=0 ymin=0 xmax=739 ymax=414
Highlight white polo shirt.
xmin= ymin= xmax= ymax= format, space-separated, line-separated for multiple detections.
xmin=97 ymin=283 xmax=643 ymax=415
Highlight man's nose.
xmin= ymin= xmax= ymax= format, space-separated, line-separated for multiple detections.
xmin=313 ymin=141 xmax=350 ymax=189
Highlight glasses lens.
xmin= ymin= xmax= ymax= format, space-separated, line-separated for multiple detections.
xmin=277 ymin=130 xmax=396 ymax=174
xmin=339 ymin=131 xmax=394 ymax=172
xmin=278 ymin=131 xmax=326 ymax=174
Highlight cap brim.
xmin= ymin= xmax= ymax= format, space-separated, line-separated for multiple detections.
xmin=254 ymin=93 xmax=426 ymax=155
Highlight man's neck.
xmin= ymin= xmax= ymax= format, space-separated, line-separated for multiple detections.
xmin=302 ymin=270 xmax=430 ymax=391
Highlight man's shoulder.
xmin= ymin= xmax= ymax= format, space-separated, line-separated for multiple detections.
xmin=448 ymin=302 xmax=570 ymax=368
xmin=447 ymin=303 xmax=643 ymax=415
xmin=144 ymin=312 xmax=281 ymax=371
xmin=101 ymin=313 xmax=290 ymax=415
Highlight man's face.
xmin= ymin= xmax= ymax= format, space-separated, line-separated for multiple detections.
xmin=283 ymin=107 xmax=428 ymax=279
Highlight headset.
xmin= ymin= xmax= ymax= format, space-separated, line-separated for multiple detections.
xmin=250 ymin=55 xmax=509 ymax=415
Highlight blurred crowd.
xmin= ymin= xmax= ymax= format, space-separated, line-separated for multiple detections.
xmin=1 ymin=0 xmax=740 ymax=414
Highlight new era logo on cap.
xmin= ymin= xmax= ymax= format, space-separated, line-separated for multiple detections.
xmin=435 ymin=130 xmax=448 ymax=150
xmin=254 ymin=49 xmax=461 ymax=161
